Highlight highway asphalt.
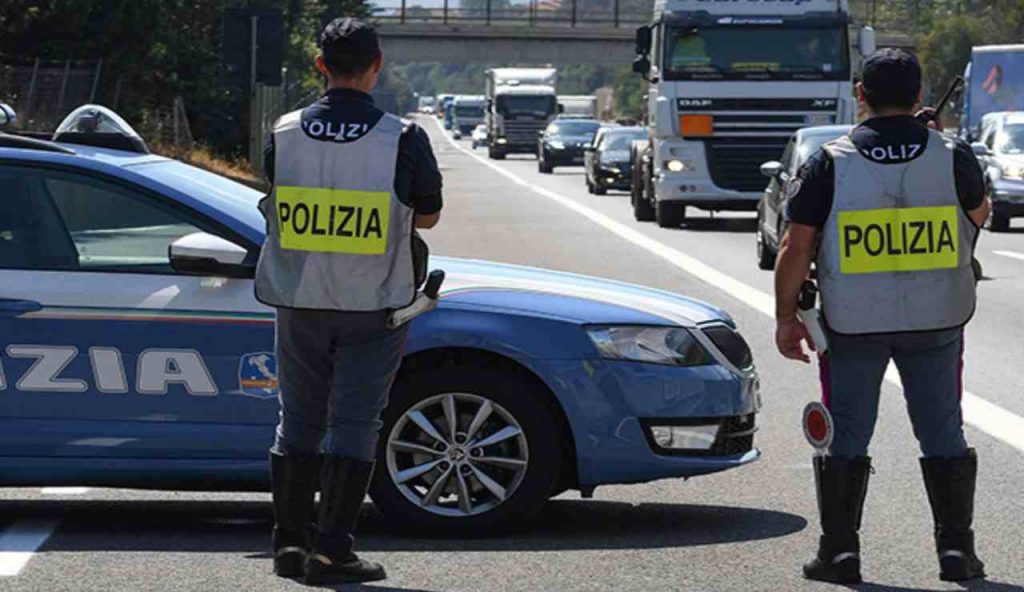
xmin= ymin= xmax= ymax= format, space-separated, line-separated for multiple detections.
xmin=1 ymin=116 xmax=1022 ymax=591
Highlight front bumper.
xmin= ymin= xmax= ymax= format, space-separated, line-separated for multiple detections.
xmin=543 ymin=146 xmax=587 ymax=166
xmin=594 ymin=163 xmax=633 ymax=189
xmin=991 ymin=179 xmax=1024 ymax=216
xmin=652 ymin=138 xmax=761 ymax=210
xmin=532 ymin=357 xmax=761 ymax=487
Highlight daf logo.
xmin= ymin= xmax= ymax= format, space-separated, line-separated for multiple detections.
xmin=812 ymin=99 xmax=837 ymax=108
xmin=678 ymin=99 xmax=713 ymax=107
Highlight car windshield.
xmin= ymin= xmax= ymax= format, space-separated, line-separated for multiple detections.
xmin=548 ymin=121 xmax=600 ymax=136
xmin=496 ymin=95 xmax=556 ymax=116
xmin=998 ymin=124 xmax=1024 ymax=154
xmin=664 ymin=27 xmax=849 ymax=81
xmin=602 ymin=129 xmax=647 ymax=151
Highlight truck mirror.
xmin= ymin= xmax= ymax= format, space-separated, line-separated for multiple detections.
xmin=632 ymin=56 xmax=652 ymax=77
xmin=557 ymin=103 xmax=565 ymax=114
xmin=635 ymin=26 xmax=652 ymax=55
xmin=858 ymin=26 xmax=877 ymax=58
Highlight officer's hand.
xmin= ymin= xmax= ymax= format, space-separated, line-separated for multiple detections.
xmin=915 ymin=107 xmax=944 ymax=131
xmin=776 ymin=317 xmax=814 ymax=363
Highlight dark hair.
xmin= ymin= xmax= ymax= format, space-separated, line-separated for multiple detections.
xmin=318 ymin=17 xmax=381 ymax=77
xmin=861 ymin=48 xmax=922 ymax=111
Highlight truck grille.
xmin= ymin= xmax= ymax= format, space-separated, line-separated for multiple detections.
xmin=503 ymin=119 xmax=546 ymax=144
xmin=706 ymin=137 xmax=789 ymax=193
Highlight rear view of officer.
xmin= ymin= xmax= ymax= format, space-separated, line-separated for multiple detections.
xmin=256 ymin=17 xmax=443 ymax=585
xmin=774 ymin=49 xmax=989 ymax=584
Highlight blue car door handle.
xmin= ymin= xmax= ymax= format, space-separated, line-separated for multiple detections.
xmin=0 ymin=298 xmax=43 ymax=316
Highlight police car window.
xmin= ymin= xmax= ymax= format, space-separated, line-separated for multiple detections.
xmin=0 ymin=168 xmax=80 ymax=270
xmin=40 ymin=169 xmax=202 ymax=272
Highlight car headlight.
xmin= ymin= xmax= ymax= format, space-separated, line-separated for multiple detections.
xmin=548 ymin=140 xmax=565 ymax=150
xmin=587 ymin=326 xmax=710 ymax=366
xmin=665 ymin=159 xmax=694 ymax=173
xmin=599 ymin=162 xmax=621 ymax=173
xmin=496 ymin=137 xmax=508 ymax=144
xmin=1001 ymin=163 xmax=1024 ymax=180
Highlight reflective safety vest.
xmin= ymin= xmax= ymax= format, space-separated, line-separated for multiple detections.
xmin=817 ymin=130 xmax=978 ymax=334
xmin=255 ymin=110 xmax=416 ymax=311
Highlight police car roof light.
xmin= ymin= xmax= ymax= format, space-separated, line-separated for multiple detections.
xmin=52 ymin=104 xmax=150 ymax=154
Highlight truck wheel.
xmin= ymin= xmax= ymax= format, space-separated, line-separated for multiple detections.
xmin=370 ymin=364 xmax=562 ymax=536
xmin=656 ymin=201 xmax=686 ymax=228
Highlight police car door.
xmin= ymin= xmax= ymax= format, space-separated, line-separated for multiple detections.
xmin=0 ymin=163 xmax=276 ymax=461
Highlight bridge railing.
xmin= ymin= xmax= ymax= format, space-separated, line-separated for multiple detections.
xmin=371 ymin=0 xmax=651 ymax=28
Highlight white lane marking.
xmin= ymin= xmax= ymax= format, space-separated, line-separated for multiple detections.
xmin=993 ymin=250 xmax=1024 ymax=262
xmin=0 ymin=519 xmax=59 ymax=576
xmin=40 ymin=487 xmax=90 ymax=496
xmin=435 ymin=118 xmax=1024 ymax=454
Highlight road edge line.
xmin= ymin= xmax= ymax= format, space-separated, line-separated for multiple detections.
xmin=0 ymin=519 xmax=60 ymax=577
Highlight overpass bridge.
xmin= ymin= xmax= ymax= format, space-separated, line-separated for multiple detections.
xmin=372 ymin=0 xmax=912 ymax=65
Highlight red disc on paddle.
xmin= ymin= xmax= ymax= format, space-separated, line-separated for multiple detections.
xmin=803 ymin=401 xmax=834 ymax=450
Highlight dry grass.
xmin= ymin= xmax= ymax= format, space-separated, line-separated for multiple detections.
xmin=152 ymin=143 xmax=269 ymax=191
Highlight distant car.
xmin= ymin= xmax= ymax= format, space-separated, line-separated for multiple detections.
xmin=0 ymin=104 xmax=761 ymax=536
xmin=755 ymin=125 xmax=853 ymax=270
xmin=584 ymin=126 xmax=647 ymax=195
xmin=471 ymin=124 xmax=488 ymax=148
xmin=537 ymin=119 xmax=601 ymax=174
xmin=971 ymin=111 xmax=1024 ymax=231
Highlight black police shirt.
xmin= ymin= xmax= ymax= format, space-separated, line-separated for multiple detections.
xmin=785 ymin=115 xmax=985 ymax=229
xmin=264 ymin=88 xmax=443 ymax=215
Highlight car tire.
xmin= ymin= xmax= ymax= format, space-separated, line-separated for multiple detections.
xmin=370 ymin=364 xmax=562 ymax=537
xmin=585 ymin=177 xmax=595 ymax=194
xmin=631 ymin=153 xmax=656 ymax=222
xmin=594 ymin=184 xmax=607 ymax=196
xmin=656 ymin=201 xmax=686 ymax=228
xmin=539 ymin=161 xmax=553 ymax=174
xmin=756 ymin=211 xmax=777 ymax=270
xmin=986 ymin=204 xmax=1010 ymax=232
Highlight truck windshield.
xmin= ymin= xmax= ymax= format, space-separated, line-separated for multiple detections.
xmin=455 ymin=105 xmax=484 ymax=117
xmin=664 ymin=27 xmax=848 ymax=80
xmin=496 ymin=95 xmax=556 ymax=116
xmin=999 ymin=124 xmax=1024 ymax=154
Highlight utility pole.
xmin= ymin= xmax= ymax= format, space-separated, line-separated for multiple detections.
xmin=249 ymin=14 xmax=260 ymax=168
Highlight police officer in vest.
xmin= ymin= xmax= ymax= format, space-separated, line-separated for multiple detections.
xmin=256 ymin=17 xmax=443 ymax=585
xmin=774 ymin=49 xmax=990 ymax=584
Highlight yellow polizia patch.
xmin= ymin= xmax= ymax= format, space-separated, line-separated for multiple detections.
xmin=838 ymin=205 xmax=959 ymax=274
xmin=275 ymin=186 xmax=390 ymax=254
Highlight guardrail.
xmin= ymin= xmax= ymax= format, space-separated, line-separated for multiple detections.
xmin=372 ymin=0 xmax=650 ymax=28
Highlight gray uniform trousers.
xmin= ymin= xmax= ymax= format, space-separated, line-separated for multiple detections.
xmin=271 ymin=307 xmax=409 ymax=461
xmin=818 ymin=328 xmax=969 ymax=459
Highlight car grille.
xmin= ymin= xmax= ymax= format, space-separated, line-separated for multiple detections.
xmin=702 ymin=324 xmax=754 ymax=370
xmin=503 ymin=119 xmax=546 ymax=144
xmin=706 ymin=137 xmax=789 ymax=192
xmin=710 ymin=414 xmax=756 ymax=456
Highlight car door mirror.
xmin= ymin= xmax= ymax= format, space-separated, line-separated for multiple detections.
xmin=169 ymin=232 xmax=253 ymax=279
xmin=970 ymin=142 xmax=990 ymax=157
xmin=0 ymin=103 xmax=16 ymax=128
xmin=760 ymin=160 xmax=784 ymax=178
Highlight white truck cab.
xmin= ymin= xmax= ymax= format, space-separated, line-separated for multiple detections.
xmin=630 ymin=0 xmax=875 ymax=228
xmin=485 ymin=68 xmax=559 ymax=160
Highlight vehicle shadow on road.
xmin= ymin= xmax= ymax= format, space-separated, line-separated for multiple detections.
xmin=849 ymin=580 xmax=1024 ymax=592
xmin=0 ymin=497 xmax=805 ymax=552
xmin=678 ymin=216 xmax=758 ymax=233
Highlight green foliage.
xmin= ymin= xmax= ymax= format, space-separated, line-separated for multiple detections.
xmin=918 ymin=15 xmax=984 ymax=102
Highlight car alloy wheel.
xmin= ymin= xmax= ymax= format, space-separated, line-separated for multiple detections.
xmin=386 ymin=392 xmax=529 ymax=518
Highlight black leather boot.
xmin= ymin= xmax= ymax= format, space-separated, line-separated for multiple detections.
xmin=803 ymin=455 xmax=871 ymax=584
xmin=921 ymin=449 xmax=986 ymax=582
xmin=270 ymin=451 xmax=320 ymax=578
xmin=304 ymin=457 xmax=386 ymax=585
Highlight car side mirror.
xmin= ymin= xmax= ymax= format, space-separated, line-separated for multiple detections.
xmin=169 ymin=232 xmax=253 ymax=279
xmin=970 ymin=142 xmax=990 ymax=157
xmin=0 ymin=103 xmax=16 ymax=128
xmin=760 ymin=161 xmax=784 ymax=178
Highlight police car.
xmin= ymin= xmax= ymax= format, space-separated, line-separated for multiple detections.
xmin=0 ymin=105 xmax=759 ymax=535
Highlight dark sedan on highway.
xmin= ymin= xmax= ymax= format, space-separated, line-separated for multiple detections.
xmin=756 ymin=125 xmax=852 ymax=270
xmin=584 ymin=126 xmax=647 ymax=195
xmin=537 ymin=119 xmax=601 ymax=173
